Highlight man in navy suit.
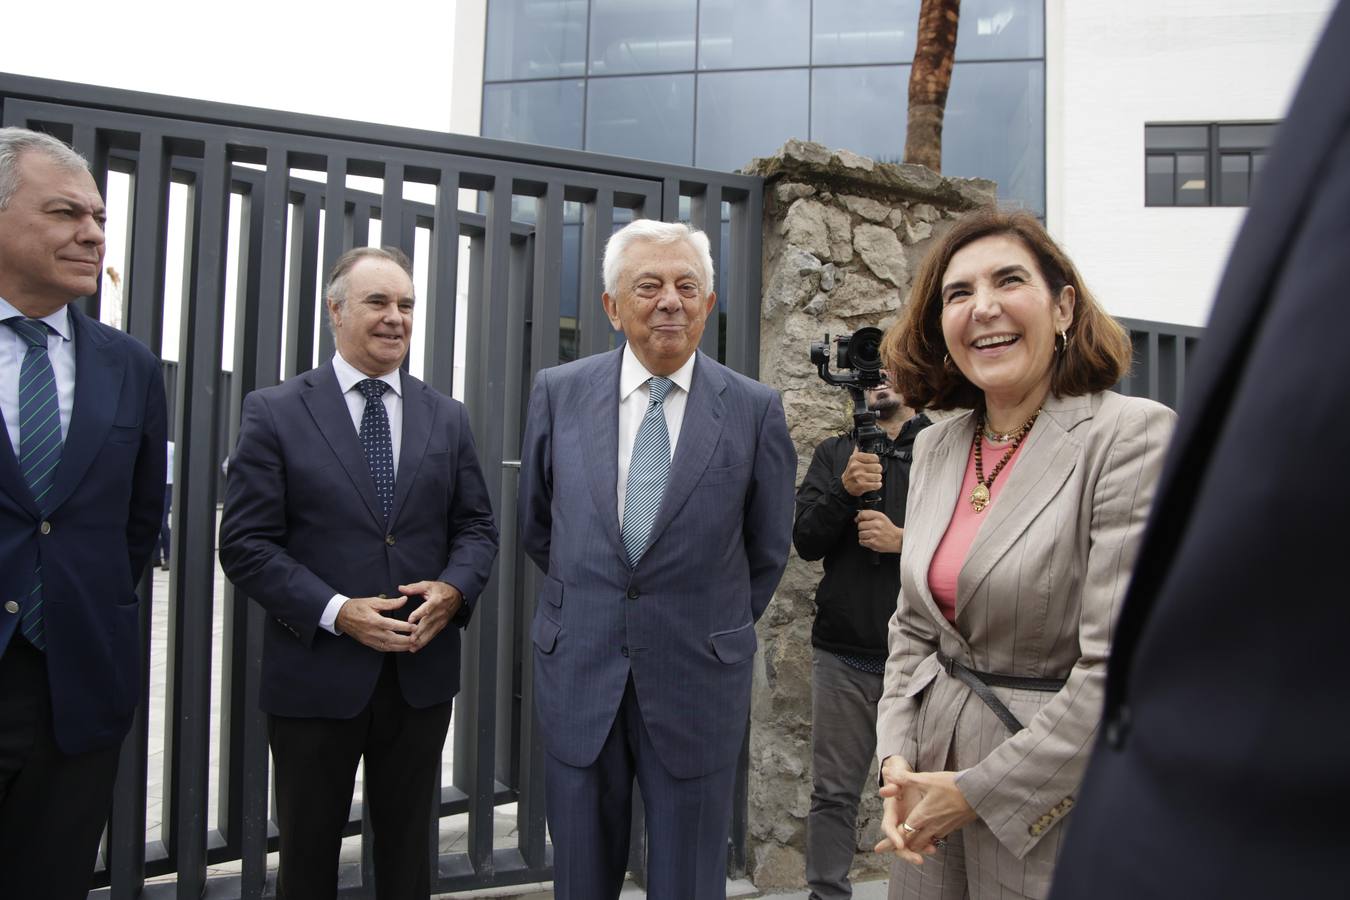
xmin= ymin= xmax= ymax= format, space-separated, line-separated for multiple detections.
xmin=1050 ymin=4 xmax=1350 ymax=898
xmin=518 ymin=219 xmax=796 ymax=899
xmin=219 ymin=246 xmax=498 ymax=899
xmin=0 ymin=127 xmax=167 ymax=898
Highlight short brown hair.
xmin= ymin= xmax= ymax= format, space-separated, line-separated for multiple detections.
xmin=883 ymin=207 xmax=1131 ymax=410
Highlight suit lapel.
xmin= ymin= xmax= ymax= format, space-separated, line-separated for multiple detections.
xmin=388 ymin=375 xmax=434 ymax=529
xmin=956 ymin=393 xmax=1089 ymax=616
xmin=581 ymin=349 xmax=624 ymax=553
xmin=300 ymin=362 xmax=385 ymax=529
xmin=0 ymin=396 xmax=37 ymax=518
xmin=904 ymin=412 xmax=972 ymax=641
xmin=640 ymin=353 xmax=726 ymax=557
xmin=48 ymin=305 xmax=125 ymax=513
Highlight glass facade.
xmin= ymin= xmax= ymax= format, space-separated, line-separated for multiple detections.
xmin=482 ymin=0 xmax=1046 ymax=214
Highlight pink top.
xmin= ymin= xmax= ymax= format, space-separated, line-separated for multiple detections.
xmin=928 ymin=434 xmax=1029 ymax=623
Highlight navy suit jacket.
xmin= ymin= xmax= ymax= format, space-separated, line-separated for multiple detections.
xmin=518 ymin=349 xmax=795 ymax=779
xmin=1051 ymin=3 xmax=1350 ymax=897
xmin=0 ymin=304 xmax=166 ymax=754
xmin=218 ymin=362 xmax=498 ymax=717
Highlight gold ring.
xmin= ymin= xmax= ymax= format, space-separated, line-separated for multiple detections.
xmin=901 ymin=823 xmax=917 ymax=834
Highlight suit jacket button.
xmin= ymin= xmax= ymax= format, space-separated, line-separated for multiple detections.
xmin=39 ymin=520 xmax=51 ymax=535
xmin=385 ymin=534 xmax=396 ymax=546
xmin=626 ymin=587 xmax=639 ymax=600
xmin=3 ymin=600 xmax=18 ymax=614
xmin=1105 ymin=705 xmax=1133 ymax=749
xmin=621 ymin=645 xmax=629 ymax=657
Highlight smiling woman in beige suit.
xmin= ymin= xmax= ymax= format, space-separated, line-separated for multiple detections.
xmin=872 ymin=209 xmax=1175 ymax=900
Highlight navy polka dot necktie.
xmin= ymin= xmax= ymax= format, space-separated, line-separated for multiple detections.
xmin=356 ymin=378 xmax=395 ymax=520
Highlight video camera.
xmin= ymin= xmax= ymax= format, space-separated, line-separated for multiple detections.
xmin=810 ymin=327 xmax=889 ymax=520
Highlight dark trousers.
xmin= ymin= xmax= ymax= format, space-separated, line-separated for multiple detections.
xmin=268 ymin=654 xmax=453 ymax=900
xmin=544 ymin=676 xmax=738 ymax=900
xmin=0 ymin=636 xmax=121 ymax=900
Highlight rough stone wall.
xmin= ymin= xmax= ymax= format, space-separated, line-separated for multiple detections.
xmin=743 ymin=140 xmax=995 ymax=891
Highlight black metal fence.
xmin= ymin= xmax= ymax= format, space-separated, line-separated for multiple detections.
xmin=0 ymin=72 xmax=765 ymax=899
xmin=1116 ymin=317 xmax=1205 ymax=410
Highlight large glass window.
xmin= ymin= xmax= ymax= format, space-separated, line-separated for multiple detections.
xmin=812 ymin=0 xmax=920 ymax=66
xmin=589 ymin=0 xmax=697 ymax=75
xmin=698 ymin=0 xmax=810 ymax=70
xmin=943 ymin=60 xmax=1045 ymax=215
xmin=955 ymin=0 xmax=1043 ymax=60
xmin=484 ymin=0 xmax=588 ymax=81
xmin=696 ymin=69 xmax=809 ymax=172
xmin=586 ymin=75 xmax=695 ymax=165
xmin=810 ymin=66 xmax=908 ymax=163
xmin=482 ymin=81 xmax=585 ymax=149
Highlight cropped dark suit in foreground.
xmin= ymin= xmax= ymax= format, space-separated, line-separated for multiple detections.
xmin=1051 ymin=4 xmax=1350 ymax=897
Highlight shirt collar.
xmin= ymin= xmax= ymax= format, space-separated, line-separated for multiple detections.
xmin=0 ymin=297 xmax=73 ymax=342
xmin=619 ymin=344 xmax=696 ymax=402
xmin=332 ymin=351 xmax=402 ymax=397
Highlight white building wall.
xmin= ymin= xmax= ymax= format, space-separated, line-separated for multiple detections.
xmin=1046 ymin=0 xmax=1333 ymax=327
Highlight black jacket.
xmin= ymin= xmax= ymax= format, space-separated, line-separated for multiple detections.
xmin=792 ymin=414 xmax=930 ymax=657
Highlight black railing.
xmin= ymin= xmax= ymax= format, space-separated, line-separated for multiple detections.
xmin=1117 ymin=316 xmax=1205 ymax=410
xmin=0 ymin=72 xmax=764 ymax=899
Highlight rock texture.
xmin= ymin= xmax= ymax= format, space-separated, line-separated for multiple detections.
xmin=747 ymin=140 xmax=993 ymax=891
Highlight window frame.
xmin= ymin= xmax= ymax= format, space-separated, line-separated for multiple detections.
xmin=1144 ymin=121 xmax=1278 ymax=208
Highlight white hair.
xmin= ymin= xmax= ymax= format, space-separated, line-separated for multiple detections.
xmin=0 ymin=127 xmax=90 ymax=211
xmin=602 ymin=219 xmax=715 ymax=297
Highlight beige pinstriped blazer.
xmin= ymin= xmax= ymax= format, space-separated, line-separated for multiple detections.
xmin=876 ymin=391 xmax=1174 ymax=892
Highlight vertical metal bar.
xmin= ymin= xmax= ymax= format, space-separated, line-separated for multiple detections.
xmin=530 ymin=182 xmax=564 ymax=374
xmin=352 ymin=203 xmax=371 ymax=248
xmin=452 ymin=179 xmax=512 ymax=876
xmin=422 ymin=167 xmax=461 ymax=396
xmin=318 ymin=155 xmax=349 ymax=364
xmin=1146 ymin=331 xmax=1161 ymax=400
xmin=691 ymin=184 xmax=723 ymax=360
xmin=107 ymin=130 xmax=171 ymax=899
xmin=731 ymin=187 xmax=764 ymax=379
xmin=227 ymin=147 xmax=289 ymax=900
xmin=578 ymin=188 xmax=614 ymax=360
xmin=165 ymin=139 xmax=230 ymax=899
xmin=69 ymin=121 xmax=105 ymax=321
xmin=660 ymin=175 xmax=682 ymax=223
xmin=382 ymin=162 xmax=409 ymax=256
xmin=123 ymin=133 xmax=169 ymax=354
xmin=284 ymin=187 xmax=321 ymax=377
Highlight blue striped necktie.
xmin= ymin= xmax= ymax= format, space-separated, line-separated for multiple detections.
xmin=7 ymin=317 xmax=63 ymax=650
xmin=621 ymin=376 xmax=674 ymax=565
xmin=356 ymin=378 xmax=395 ymax=520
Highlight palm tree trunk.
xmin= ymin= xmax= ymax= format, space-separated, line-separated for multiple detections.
xmin=905 ymin=0 xmax=962 ymax=173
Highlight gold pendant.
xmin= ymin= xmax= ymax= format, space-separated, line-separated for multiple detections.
xmin=970 ymin=483 xmax=990 ymax=513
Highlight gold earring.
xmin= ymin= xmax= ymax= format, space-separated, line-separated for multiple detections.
xmin=1056 ymin=329 xmax=1068 ymax=353
xmin=943 ymin=352 xmax=953 ymax=368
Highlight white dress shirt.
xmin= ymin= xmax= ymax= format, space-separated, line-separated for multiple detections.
xmin=616 ymin=344 xmax=695 ymax=524
xmin=0 ymin=298 xmax=76 ymax=457
xmin=322 ymin=352 xmax=404 ymax=635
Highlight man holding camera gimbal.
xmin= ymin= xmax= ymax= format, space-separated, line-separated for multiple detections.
xmin=793 ymin=373 xmax=929 ymax=900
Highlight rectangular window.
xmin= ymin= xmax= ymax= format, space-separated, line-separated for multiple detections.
xmin=1145 ymin=121 xmax=1278 ymax=207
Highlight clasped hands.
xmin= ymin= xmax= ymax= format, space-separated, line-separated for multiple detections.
xmin=874 ymin=755 xmax=978 ymax=866
xmin=335 ymin=580 xmax=463 ymax=654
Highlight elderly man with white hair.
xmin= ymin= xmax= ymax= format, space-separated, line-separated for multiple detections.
xmin=518 ymin=218 xmax=796 ymax=899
